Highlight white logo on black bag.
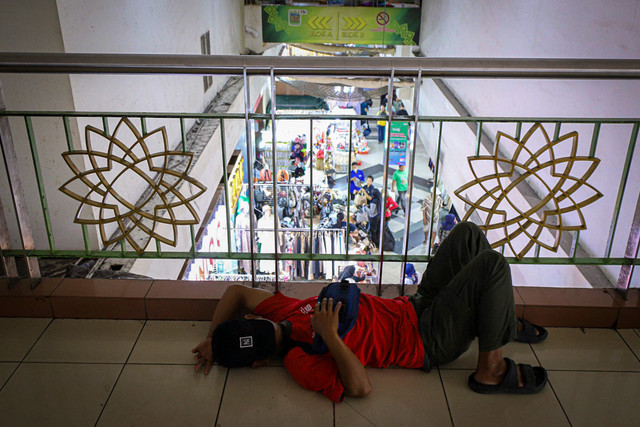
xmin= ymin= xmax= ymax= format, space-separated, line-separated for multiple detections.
xmin=239 ymin=336 xmax=253 ymax=348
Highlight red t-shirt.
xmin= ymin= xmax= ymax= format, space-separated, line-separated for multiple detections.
xmin=253 ymin=292 xmax=425 ymax=402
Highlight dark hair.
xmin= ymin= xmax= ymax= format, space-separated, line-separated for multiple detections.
xmin=366 ymin=175 xmax=374 ymax=181
xmin=351 ymin=161 xmax=358 ymax=166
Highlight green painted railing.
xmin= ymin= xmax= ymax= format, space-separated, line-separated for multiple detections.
xmin=1 ymin=112 xmax=638 ymax=267
xmin=0 ymin=54 xmax=639 ymax=291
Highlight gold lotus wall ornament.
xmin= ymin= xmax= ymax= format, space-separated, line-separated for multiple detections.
xmin=59 ymin=117 xmax=207 ymax=254
xmin=454 ymin=123 xmax=602 ymax=259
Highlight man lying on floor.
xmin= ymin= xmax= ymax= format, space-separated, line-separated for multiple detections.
xmin=192 ymin=222 xmax=548 ymax=402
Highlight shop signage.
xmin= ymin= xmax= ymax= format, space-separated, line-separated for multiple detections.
xmin=262 ymin=6 xmax=420 ymax=45
xmin=389 ymin=121 xmax=409 ymax=165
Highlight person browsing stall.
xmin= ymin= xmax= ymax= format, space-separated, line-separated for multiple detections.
xmin=192 ymin=222 xmax=549 ymax=402
xmin=349 ymin=162 xmax=365 ymax=201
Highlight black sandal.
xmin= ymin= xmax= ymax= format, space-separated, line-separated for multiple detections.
xmin=515 ymin=318 xmax=548 ymax=344
xmin=468 ymin=358 xmax=548 ymax=395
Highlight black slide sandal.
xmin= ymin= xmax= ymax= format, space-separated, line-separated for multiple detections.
xmin=468 ymin=358 xmax=548 ymax=395
xmin=515 ymin=318 xmax=548 ymax=343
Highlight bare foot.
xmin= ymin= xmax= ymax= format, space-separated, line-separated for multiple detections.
xmin=474 ymin=359 xmax=524 ymax=387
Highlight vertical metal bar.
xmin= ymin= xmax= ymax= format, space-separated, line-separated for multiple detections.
xmin=572 ymin=230 xmax=580 ymax=260
xmin=24 ymin=117 xmax=55 ymax=252
xmin=589 ymin=122 xmax=600 ymax=158
xmin=139 ymin=117 xmax=159 ymax=256
xmin=242 ymin=68 xmax=258 ymax=286
xmin=515 ymin=122 xmax=522 ymax=140
xmin=616 ymin=189 xmax=640 ymax=292
xmin=377 ymin=68 xmax=395 ymax=295
xmin=102 ymin=117 xmax=110 ymax=136
xmin=269 ymin=68 xmax=281 ymax=290
xmin=606 ymin=122 xmax=638 ymax=258
xmin=219 ymin=119 xmax=233 ymax=257
xmin=180 ymin=118 xmax=196 ymax=257
xmin=399 ymin=69 xmax=422 ymax=294
xmin=346 ymin=119 xmax=353 ymax=257
xmin=0 ymin=81 xmax=40 ymax=278
xmin=180 ymin=117 xmax=187 ymax=153
xmin=475 ymin=121 xmax=482 ymax=157
xmin=63 ymin=116 xmax=91 ymax=254
xmin=428 ymin=122 xmax=443 ymax=252
xmin=553 ymin=122 xmax=561 ymax=141
xmin=309 ymin=119 xmax=314 ymax=258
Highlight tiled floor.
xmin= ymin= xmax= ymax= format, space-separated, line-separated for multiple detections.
xmin=1 ymin=318 xmax=639 ymax=427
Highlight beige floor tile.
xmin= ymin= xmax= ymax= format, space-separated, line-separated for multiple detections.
xmin=441 ymin=369 xmax=569 ymax=427
xmin=618 ymin=329 xmax=640 ymax=360
xmin=218 ymin=366 xmax=332 ymax=426
xmin=0 ymin=318 xmax=51 ymax=361
xmin=439 ymin=338 xmax=540 ymax=370
xmin=531 ymin=328 xmax=640 ymax=371
xmin=551 ymin=371 xmax=640 ymax=427
xmin=0 ymin=363 xmax=121 ymax=427
xmin=0 ymin=363 xmax=18 ymax=389
xmin=128 ymin=320 xmax=210 ymax=364
xmin=25 ymin=318 xmax=144 ymax=363
xmin=336 ymin=368 xmax=452 ymax=427
xmin=97 ymin=364 xmax=226 ymax=427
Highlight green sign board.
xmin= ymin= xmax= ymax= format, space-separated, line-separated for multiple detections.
xmin=262 ymin=6 xmax=420 ymax=46
xmin=389 ymin=121 xmax=409 ymax=165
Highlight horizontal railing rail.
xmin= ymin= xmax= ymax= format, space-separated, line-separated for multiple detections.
xmin=2 ymin=52 xmax=640 ymax=78
xmin=1 ymin=53 xmax=639 ymax=291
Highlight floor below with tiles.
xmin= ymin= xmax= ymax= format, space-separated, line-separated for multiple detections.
xmin=1 ymin=318 xmax=639 ymax=427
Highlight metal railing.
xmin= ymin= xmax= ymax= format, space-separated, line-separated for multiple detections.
xmin=0 ymin=53 xmax=639 ymax=293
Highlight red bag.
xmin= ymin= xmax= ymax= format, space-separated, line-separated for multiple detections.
xmin=260 ymin=168 xmax=272 ymax=182
xmin=385 ymin=197 xmax=399 ymax=218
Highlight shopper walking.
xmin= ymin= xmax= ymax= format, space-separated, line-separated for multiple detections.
xmin=392 ymin=163 xmax=409 ymax=215
xmin=377 ymin=104 xmax=387 ymax=144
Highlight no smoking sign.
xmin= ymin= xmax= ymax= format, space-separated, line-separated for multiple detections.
xmin=376 ymin=11 xmax=389 ymax=26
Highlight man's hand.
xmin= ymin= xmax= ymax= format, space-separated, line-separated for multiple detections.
xmin=310 ymin=298 xmax=342 ymax=339
xmin=192 ymin=338 xmax=213 ymax=375
xmin=311 ymin=298 xmax=372 ymax=398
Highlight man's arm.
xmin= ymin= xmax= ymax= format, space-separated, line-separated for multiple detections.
xmin=311 ymin=298 xmax=372 ymax=397
xmin=192 ymin=285 xmax=273 ymax=374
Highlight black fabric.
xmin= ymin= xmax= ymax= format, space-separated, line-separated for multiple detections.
xmin=410 ymin=222 xmax=518 ymax=370
xmin=211 ymin=319 xmax=277 ymax=367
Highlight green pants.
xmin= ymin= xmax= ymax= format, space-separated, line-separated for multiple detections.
xmin=410 ymin=222 xmax=517 ymax=370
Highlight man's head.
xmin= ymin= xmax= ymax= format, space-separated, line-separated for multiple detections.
xmin=351 ymin=161 xmax=359 ymax=170
xmin=399 ymin=164 xmax=406 ymax=171
xmin=366 ymin=176 xmax=374 ymax=186
xmin=211 ymin=318 xmax=278 ymax=368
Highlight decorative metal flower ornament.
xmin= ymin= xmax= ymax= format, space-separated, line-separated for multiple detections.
xmin=454 ymin=123 xmax=602 ymax=259
xmin=59 ymin=118 xmax=207 ymax=254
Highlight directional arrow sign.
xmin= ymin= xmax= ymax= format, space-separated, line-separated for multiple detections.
xmin=320 ymin=16 xmax=332 ymax=29
xmin=263 ymin=5 xmax=420 ymax=45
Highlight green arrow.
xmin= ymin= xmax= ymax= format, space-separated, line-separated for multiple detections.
xmin=343 ymin=16 xmax=353 ymax=30
xmin=355 ymin=17 xmax=366 ymax=30
xmin=321 ymin=16 xmax=332 ymax=30
xmin=308 ymin=16 xmax=318 ymax=29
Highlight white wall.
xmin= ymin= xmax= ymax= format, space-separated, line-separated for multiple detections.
xmin=1 ymin=1 xmax=246 ymax=258
xmin=418 ymin=0 xmax=640 ymax=287
xmin=0 ymin=0 xmax=94 ymax=251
